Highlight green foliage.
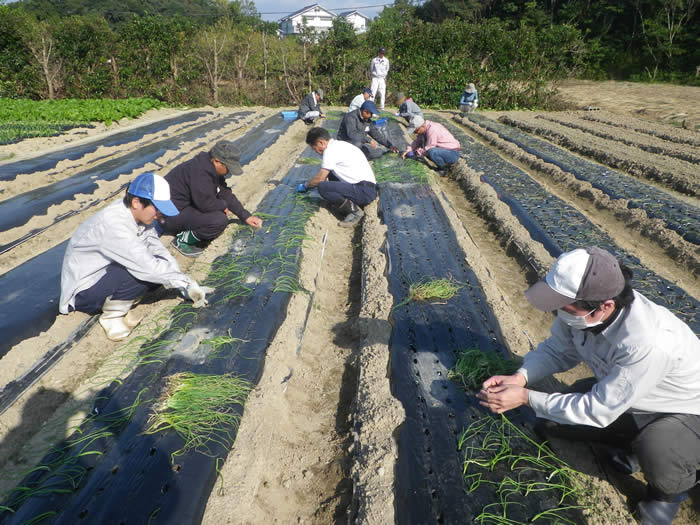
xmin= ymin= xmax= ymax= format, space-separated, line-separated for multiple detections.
xmin=1 ymin=1 xmax=698 ymax=108
xmin=449 ymin=348 xmax=519 ymax=391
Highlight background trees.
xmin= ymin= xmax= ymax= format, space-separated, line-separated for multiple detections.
xmin=1 ymin=0 xmax=698 ymax=108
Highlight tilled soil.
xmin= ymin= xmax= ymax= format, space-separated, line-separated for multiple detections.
xmin=0 ymin=83 xmax=698 ymax=525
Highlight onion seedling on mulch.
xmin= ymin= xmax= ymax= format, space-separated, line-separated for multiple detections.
xmin=146 ymin=372 xmax=251 ymax=459
xmin=449 ymin=348 xmax=520 ymax=391
xmin=393 ymin=276 xmax=463 ymax=310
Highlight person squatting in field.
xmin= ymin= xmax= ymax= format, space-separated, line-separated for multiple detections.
xmin=338 ymin=100 xmax=398 ymax=160
xmin=394 ymin=92 xmax=423 ymax=129
xmin=59 ymin=172 xmax=213 ymax=341
xmin=296 ymin=127 xmax=377 ymax=228
xmin=160 ymin=140 xmax=263 ymax=258
xmin=401 ymin=115 xmax=461 ymax=175
xmin=459 ymin=82 xmax=479 ymax=113
xmin=477 ymin=246 xmax=700 ymax=525
xmin=348 ymin=87 xmax=373 ymax=112
xmin=298 ymin=88 xmax=326 ymax=124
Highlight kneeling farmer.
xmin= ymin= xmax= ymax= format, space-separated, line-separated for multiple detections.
xmin=296 ymin=127 xmax=377 ymax=228
xmin=477 ymin=246 xmax=700 ymax=525
xmin=59 ymin=172 xmax=213 ymax=341
xmin=161 ymin=140 xmax=262 ymax=257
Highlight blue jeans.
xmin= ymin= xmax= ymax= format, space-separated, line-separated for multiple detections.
xmin=427 ymin=147 xmax=460 ymax=168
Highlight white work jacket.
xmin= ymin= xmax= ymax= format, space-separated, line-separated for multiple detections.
xmin=520 ymin=291 xmax=700 ymax=428
xmin=59 ymin=200 xmax=191 ymax=313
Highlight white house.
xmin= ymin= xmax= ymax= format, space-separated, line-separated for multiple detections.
xmin=279 ymin=4 xmax=336 ymax=36
xmin=279 ymin=4 xmax=370 ymax=36
xmin=338 ymin=10 xmax=370 ymax=34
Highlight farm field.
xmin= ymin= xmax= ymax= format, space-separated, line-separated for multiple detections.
xmin=0 ymin=82 xmax=698 ymax=524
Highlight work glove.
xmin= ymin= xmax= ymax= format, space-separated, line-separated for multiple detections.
xmin=185 ymin=281 xmax=215 ymax=308
xmin=296 ymin=182 xmax=308 ymax=193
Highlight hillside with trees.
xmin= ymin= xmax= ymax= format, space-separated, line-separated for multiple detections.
xmin=1 ymin=0 xmax=697 ymax=109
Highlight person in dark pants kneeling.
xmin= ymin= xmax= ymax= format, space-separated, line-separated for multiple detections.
xmin=476 ymin=246 xmax=700 ymax=525
xmin=59 ymin=172 xmax=213 ymax=341
xmin=296 ymin=127 xmax=377 ymax=228
xmin=161 ymin=141 xmax=263 ymax=257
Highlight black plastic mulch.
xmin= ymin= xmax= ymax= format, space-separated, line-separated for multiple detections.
xmin=0 ymin=112 xmax=252 ymax=235
xmin=0 ymin=111 xmax=215 ymax=183
xmin=0 ymin=113 xmax=296 ymax=359
xmin=466 ymin=113 xmax=700 ymax=245
xmin=0 ymin=161 xmax=322 ymax=525
xmin=431 ymin=114 xmax=699 ymax=334
xmin=372 ymin=145 xmax=567 ymax=523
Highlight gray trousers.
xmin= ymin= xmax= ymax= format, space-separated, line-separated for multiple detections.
xmin=537 ymin=378 xmax=700 ymax=500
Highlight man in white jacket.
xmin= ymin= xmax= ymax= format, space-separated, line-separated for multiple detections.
xmin=60 ymin=172 xmax=212 ymax=341
xmin=477 ymin=246 xmax=700 ymax=525
xmin=369 ymin=47 xmax=389 ymax=111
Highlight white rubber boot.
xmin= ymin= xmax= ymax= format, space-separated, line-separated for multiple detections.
xmin=99 ymin=297 xmax=136 ymax=341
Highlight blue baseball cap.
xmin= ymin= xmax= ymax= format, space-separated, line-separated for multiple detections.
xmin=128 ymin=172 xmax=179 ymax=216
xmin=363 ymin=87 xmax=372 ymax=95
xmin=360 ymin=100 xmax=379 ymax=115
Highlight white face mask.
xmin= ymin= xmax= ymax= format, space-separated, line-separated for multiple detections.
xmin=557 ymin=308 xmax=603 ymax=330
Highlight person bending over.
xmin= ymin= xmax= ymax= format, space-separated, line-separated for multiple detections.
xmin=459 ymin=83 xmax=478 ymax=113
xmin=401 ymin=115 xmax=461 ymax=175
xmin=161 ymin=140 xmax=262 ymax=257
xmin=348 ymin=87 xmax=373 ymax=113
xmin=477 ymin=246 xmax=700 ymax=525
xmin=59 ymin=172 xmax=213 ymax=341
xmin=298 ymin=88 xmax=326 ymax=124
xmin=394 ymin=92 xmax=423 ymax=129
xmin=296 ymin=127 xmax=377 ymax=228
xmin=338 ymin=100 xmax=398 ymax=160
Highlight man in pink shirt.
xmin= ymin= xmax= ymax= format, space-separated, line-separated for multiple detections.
xmin=401 ymin=116 xmax=461 ymax=174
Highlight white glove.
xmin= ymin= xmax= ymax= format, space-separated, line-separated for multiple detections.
xmin=186 ymin=281 xmax=215 ymax=308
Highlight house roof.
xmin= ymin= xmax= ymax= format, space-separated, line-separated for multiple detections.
xmin=339 ymin=10 xmax=370 ymax=20
xmin=280 ymin=4 xmax=337 ymax=22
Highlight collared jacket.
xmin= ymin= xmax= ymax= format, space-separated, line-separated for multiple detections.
xmin=338 ymin=110 xmax=393 ymax=150
xmin=298 ymin=92 xmax=321 ymax=117
xmin=165 ymin=152 xmax=250 ymax=221
xmin=398 ymin=98 xmax=423 ymax=119
xmin=520 ymin=291 xmax=700 ymax=428
xmin=406 ymin=121 xmax=460 ymax=156
xmin=59 ymin=200 xmax=191 ymax=314
xmin=370 ymin=56 xmax=390 ymax=79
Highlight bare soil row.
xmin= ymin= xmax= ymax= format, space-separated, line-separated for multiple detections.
xmin=499 ymin=112 xmax=699 ymax=196
xmin=579 ymin=110 xmax=700 ymax=147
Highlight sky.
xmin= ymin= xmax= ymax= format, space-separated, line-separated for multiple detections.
xmin=256 ymin=1 xmax=393 ymax=22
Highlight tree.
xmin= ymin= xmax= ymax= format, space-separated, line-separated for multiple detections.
xmin=195 ymin=17 xmax=232 ymax=105
xmin=24 ymin=18 xmax=62 ymax=99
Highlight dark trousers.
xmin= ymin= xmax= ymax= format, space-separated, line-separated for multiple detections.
xmin=538 ymin=378 xmax=700 ymax=500
xmin=161 ymin=206 xmax=228 ymax=241
xmin=360 ymin=143 xmax=386 ymax=160
xmin=73 ymin=263 xmax=158 ymax=314
xmin=317 ymin=173 xmax=377 ymax=207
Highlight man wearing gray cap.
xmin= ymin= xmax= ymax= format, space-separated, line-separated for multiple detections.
xmin=338 ymin=100 xmax=398 ymax=160
xmin=477 ymin=246 xmax=700 ymax=525
xmin=298 ymin=88 xmax=326 ymax=124
xmin=162 ymin=140 xmax=263 ymax=257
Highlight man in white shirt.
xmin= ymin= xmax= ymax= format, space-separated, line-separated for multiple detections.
xmin=348 ymin=87 xmax=373 ymax=112
xmin=369 ymin=47 xmax=390 ymax=111
xmin=295 ymin=127 xmax=377 ymax=228
xmin=60 ymin=172 xmax=212 ymax=341
xmin=477 ymin=246 xmax=700 ymax=525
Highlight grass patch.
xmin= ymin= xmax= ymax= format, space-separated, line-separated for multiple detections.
xmin=459 ymin=414 xmax=598 ymax=524
xmin=146 ymin=372 xmax=251 ymax=459
xmin=394 ymin=276 xmax=463 ymax=310
xmin=296 ymin=157 xmax=321 ymax=165
xmin=449 ymin=348 xmax=519 ymax=391
xmin=373 ymin=154 xmax=429 ymax=184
